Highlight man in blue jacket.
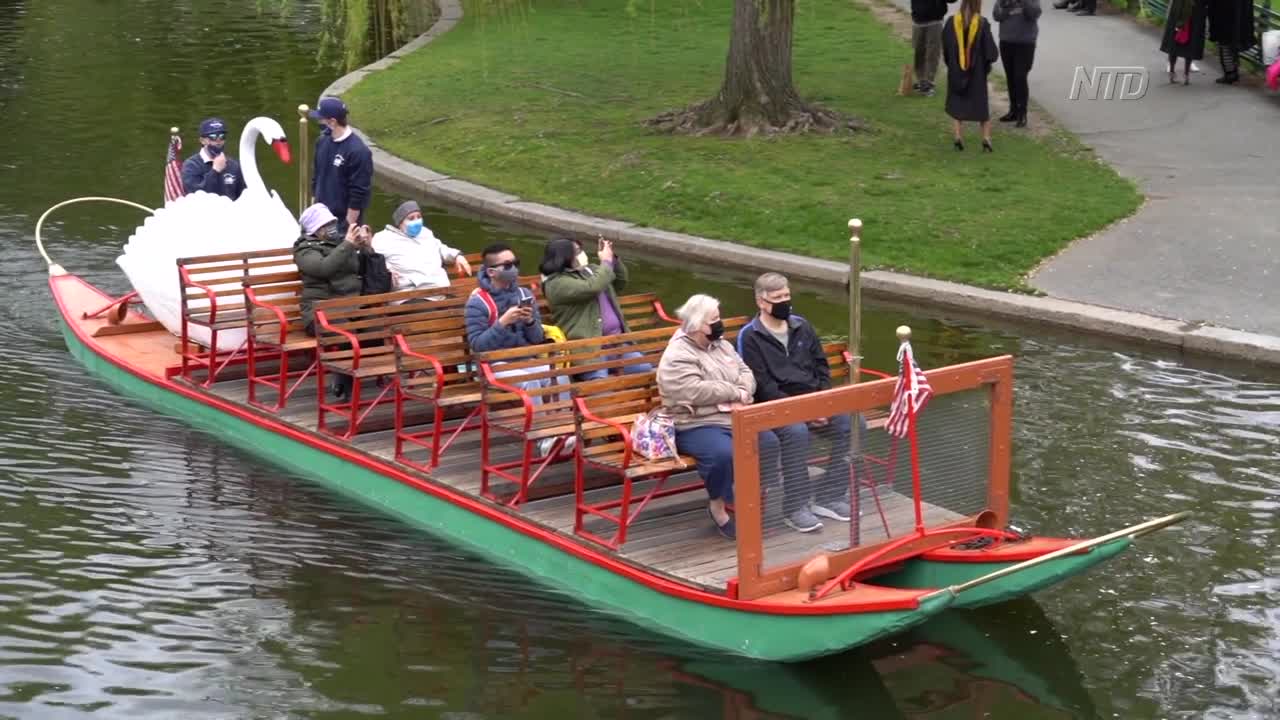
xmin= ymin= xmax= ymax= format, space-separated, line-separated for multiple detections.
xmin=739 ymin=272 xmax=857 ymax=532
xmin=309 ymin=96 xmax=373 ymax=229
xmin=466 ymin=243 xmax=569 ymax=456
xmin=181 ymin=118 xmax=247 ymax=199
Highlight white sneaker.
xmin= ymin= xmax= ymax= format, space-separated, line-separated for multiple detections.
xmin=1191 ymin=61 xmax=1202 ymax=72
xmin=535 ymin=435 xmax=576 ymax=457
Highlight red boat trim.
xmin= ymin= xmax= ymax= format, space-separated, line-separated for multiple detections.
xmin=51 ymin=273 xmax=932 ymax=617
xmin=920 ymin=537 xmax=1092 ymax=563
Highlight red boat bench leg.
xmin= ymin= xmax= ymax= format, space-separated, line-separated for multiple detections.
xmin=574 ymin=461 xmax=705 ymax=549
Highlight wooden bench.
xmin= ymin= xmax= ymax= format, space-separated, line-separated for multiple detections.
xmin=313 ymin=289 xmax=487 ymax=439
xmin=244 ymin=251 xmax=492 ymax=412
xmin=571 ymin=371 xmax=705 ymax=549
xmin=174 ymin=247 xmax=481 ymax=406
xmin=392 ymin=293 xmax=682 ymax=472
xmin=473 ymin=317 xmax=748 ymax=507
xmin=177 ymin=248 xmax=290 ymax=386
xmin=569 ymin=336 xmax=882 ymax=549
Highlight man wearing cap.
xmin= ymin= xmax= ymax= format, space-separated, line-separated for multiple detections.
xmin=181 ymin=118 xmax=247 ymax=200
xmin=371 ymin=200 xmax=472 ymax=301
xmin=309 ymin=96 xmax=373 ymax=230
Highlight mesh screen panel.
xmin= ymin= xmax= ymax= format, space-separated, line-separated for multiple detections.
xmin=755 ymin=388 xmax=992 ymax=574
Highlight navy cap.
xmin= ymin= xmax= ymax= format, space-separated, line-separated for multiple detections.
xmin=199 ymin=118 xmax=227 ymax=137
xmin=309 ymin=97 xmax=348 ymax=122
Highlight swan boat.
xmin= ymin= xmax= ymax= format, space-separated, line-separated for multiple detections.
xmin=38 ymin=188 xmax=1190 ymax=662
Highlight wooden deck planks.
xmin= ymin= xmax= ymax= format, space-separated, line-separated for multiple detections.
xmin=201 ymin=373 xmax=968 ymax=595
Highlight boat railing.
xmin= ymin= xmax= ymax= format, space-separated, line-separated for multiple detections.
xmin=727 ymin=353 xmax=1015 ymax=601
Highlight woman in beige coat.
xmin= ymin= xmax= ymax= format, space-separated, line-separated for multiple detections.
xmin=657 ymin=294 xmax=782 ymax=540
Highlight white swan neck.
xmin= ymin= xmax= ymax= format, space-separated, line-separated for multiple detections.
xmin=239 ymin=120 xmax=264 ymax=196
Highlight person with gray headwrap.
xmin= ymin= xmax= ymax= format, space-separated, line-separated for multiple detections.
xmin=372 ymin=200 xmax=472 ymax=300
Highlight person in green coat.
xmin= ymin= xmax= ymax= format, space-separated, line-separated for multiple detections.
xmin=294 ymin=202 xmax=370 ymax=399
xmin=538 ymin=236 xmax=652 ymax=381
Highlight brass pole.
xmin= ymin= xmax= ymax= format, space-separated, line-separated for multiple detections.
xmin=847 ymin=218 xmax=863 ymax=385
xmin=847 ymin=218 xmax=864 ymax=550
xmin=923 ymin=511 xmax=1193 ymax=601
xmin=297 ymin=104 xmax=310 ymax=214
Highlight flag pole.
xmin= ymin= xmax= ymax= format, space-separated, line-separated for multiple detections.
xmin=898 ymin=324 xmax=926 ymax=534
xmin=297 ymin=104 xmax=310 ymax=215
xmin=847 ymin=218 xmax=863 ymax=550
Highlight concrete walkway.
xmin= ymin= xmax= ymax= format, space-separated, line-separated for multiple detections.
xmin=888 ymin=0 xmax=1280 ymax=335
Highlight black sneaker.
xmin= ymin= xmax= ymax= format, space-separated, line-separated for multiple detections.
xmin=920 ymin=83 xmax=936 ymax=97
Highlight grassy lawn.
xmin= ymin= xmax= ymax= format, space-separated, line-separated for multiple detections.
xmin=346 ymin=0 xmax=1142 ymax=290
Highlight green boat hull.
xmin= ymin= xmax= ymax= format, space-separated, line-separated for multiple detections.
xmin=872 ymin=538 xmax=1133 ymax=608
xmin=60 ymin=318 xmax=960 ymax=662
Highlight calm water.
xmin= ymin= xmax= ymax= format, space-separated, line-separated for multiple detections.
xmin=2 ymin=1 xmax=1279 ymax=718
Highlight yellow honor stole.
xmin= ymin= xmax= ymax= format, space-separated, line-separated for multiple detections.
xmin=953 ymin=14 xmax=980 ymax=71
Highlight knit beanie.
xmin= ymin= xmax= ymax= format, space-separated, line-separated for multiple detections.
xmin=392 ymin=200 xmax=420 ymax=228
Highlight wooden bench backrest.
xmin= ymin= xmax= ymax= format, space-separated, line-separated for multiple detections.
xmin=474 ymin=317 xmax=749 ymax=406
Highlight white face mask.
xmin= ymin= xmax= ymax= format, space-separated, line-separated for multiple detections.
xmin=575 ymin=251 xmax=590 ymax=269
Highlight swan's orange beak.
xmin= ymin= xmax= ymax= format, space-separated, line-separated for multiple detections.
xmin=272 ymin=139 xmax=292 ymax=164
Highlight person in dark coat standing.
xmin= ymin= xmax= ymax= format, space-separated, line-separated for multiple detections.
xmin=309 ymin=96 xmax=374 ymax=230
xmin=1161 ymin=0 xmax=1208 ymax=84
xmin=993 ymin=0 xmax=1041 ymax=128
xmin=1208 ymin=0 xmax=1255 ymax=84
xmin=942 ymin=0 xmax=999 ymax=152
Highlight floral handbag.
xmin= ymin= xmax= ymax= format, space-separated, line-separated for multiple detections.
xmin=631 ymin=408 xmax=684 ymax=465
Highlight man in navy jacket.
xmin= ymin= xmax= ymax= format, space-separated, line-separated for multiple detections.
xmin=181 ymin=117 xmax=247 ymax=199
xmin=309 ymin=96 xmax=373 ymax=229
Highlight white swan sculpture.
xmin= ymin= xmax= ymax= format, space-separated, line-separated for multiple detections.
xmin=117 ymin=117 xmax=300 ymax=352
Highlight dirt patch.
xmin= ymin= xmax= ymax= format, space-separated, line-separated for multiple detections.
xmin=853 ymin=0 xmax=1057 ymax=140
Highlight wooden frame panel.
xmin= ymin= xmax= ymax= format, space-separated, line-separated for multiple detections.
xmin=731 ymin=355 xmax=1014 ymax=600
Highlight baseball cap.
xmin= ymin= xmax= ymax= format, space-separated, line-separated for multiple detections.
xmin=309 ymin=97 xmax=348 ymax=122
xmin=199 ymin=118 xmax=227 ymax=137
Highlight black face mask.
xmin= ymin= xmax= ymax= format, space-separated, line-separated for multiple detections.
xmin=708 ymin=320 xmax=725 ymax=341
xmin=769 ymin=300 xmax=792 ymax=321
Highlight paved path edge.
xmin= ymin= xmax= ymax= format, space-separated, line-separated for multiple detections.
xmin=318 ymin=0 xmax=1280 ymax=369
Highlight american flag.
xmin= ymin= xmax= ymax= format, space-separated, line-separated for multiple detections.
xmin=886 ymin=340 xmax=932 ymax=438
xmin=163 ymin=133 xmax=185 ymax=205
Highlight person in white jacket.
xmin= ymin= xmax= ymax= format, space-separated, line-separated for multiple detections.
xmin=371 ymin=200 xmax=472 ymax=299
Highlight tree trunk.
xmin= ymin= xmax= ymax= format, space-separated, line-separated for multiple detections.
xmin=647 ymin=0 xmax=860 ymax=136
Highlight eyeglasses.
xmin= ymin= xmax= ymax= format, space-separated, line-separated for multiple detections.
xmin=204 ymin=133 xmax=226 ymax=141
xmin=488 ymin=259 xmax=520 ymax=270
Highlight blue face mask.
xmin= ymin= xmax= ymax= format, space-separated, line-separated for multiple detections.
xmin=405 ymin=219 xmax=424 ymax=238
xmin=206 ymin=143 xmax=223 ymax=158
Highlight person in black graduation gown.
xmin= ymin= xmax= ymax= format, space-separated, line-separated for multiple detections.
xmin=1160 ymin=0 xmax=1208 ymax=85
xmin=1208 ymin=0 xmax=1254 ymax=84
xmin=941 ymin=0 xmax=999 ymax=152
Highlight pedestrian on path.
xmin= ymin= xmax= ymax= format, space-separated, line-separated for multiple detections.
xmin=1051 ymin=0 xmax=1093 ymax=16
xmin=942 ymin=0 xmax=999 ymax=151
xmin=993 ymin=0 xmax=1040 ymax=128
xmin=1208 ymin=0 xmax=1255 ymax=84
xmin=910 ymin=0 xmax=959 ymax=95
xmin=1160 ymin=0 xmax=1208 ymax=85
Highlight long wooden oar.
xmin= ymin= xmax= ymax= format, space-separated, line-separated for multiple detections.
xmin=924 ymin=511 xmax=1192 ymax=601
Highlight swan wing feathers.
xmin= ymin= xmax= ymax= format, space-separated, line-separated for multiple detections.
xmin=116 ymin=190 xmax=301 ymax=353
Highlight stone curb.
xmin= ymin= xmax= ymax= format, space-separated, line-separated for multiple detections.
xmin=319 ymin=0 xmax=1280 ymax=369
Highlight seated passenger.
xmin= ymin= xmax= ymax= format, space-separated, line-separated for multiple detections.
xmin=294 ymin=202 xmax=370 ymax=399
xmin=466 ymin=243 xmax=569 ymax=456
xmin=371 ymin=200 xmax=471 ymax=301
xmin=738 ymin=272 xmax=856 ymax=531
xmin=657 ymin=293 xmax=807 ymax=540
xmin=539 ymin=236 xmax=652 ymax=380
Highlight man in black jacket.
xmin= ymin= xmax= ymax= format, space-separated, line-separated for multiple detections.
xmin=739 ymin=273 xmax=856 ymax=532
xmin=910 ymin=0 xmax=959 ymax=95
